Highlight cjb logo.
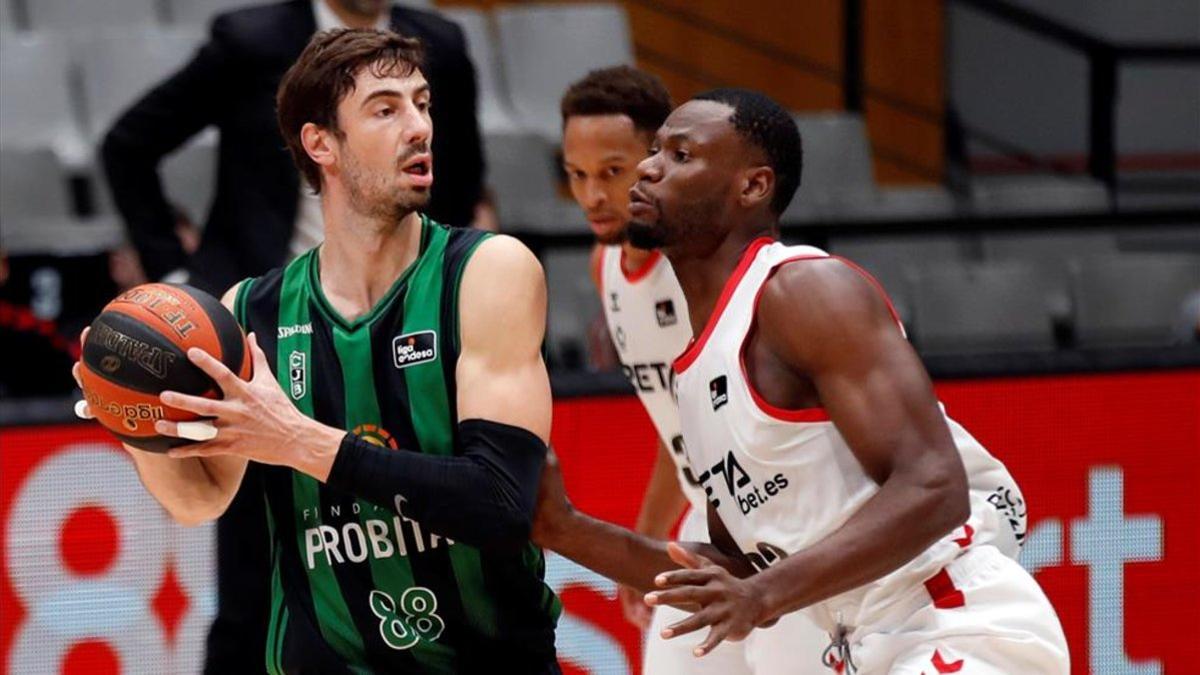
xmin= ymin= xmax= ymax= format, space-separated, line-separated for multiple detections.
xmin=289 ymin=351 xmax=306 ymax=400
xmin=710 ymin=375 xmax=728 ymax=410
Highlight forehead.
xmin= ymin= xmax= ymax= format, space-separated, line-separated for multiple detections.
xmin=658 ymin=100 xmax=735 ymax=144
xmin=563 ymin=114 xmax=647 ymax=154
xmin=346 ymin=63 xmax=429 ymax=100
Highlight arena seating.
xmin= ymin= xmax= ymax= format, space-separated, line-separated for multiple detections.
xmin=0 ymin=0 xmax=1195 ymax=360
xmin=1071 ymin=254 xmax=1200 ymax=347
xmin=909 ymin=261 xmax=1058 ymax=354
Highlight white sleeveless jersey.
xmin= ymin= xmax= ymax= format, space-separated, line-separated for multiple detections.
xmin=673 ymin=238 xmax=1027 ymax=634
xmin=599 ymin=246 xmax=707 ymax=515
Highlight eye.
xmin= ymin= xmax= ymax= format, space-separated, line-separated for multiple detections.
xmin=648 ymin=145 xmax=661 ymax=156
xmin=417 ymin=100 xmax=431 ymax=113
xmin=604 ymin=166 xmax=623 ymax=178
xmin=673 ymin=149 xmax=689 ymax=162
xmin=376 ymin=106 xmax=394 ymax=118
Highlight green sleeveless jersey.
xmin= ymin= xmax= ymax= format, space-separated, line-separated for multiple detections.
xmin=234 ymin=217 xmax=561 ymax=674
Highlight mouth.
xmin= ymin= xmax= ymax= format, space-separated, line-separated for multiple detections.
xmin=401 ymin=154 xmax=431 ymax=176
xmin=627 ymin=186 xmax=657 ymax=220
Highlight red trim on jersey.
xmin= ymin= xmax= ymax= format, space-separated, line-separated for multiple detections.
xmin=673 ymin=237 xmax=775 ymax=374
xmin=830 ymin=255 xmax=905 ymax=331
xmin=740 ymin=254 xmax=833 ymax=423
xmin=620 ymin=248 xmax=662 ymax=283
xmin=733 ymin=252 xmax=911 ymax=421
xmin=924 ymin=568 xmax=965 ymax=609
xmin=952 ymin=524 xmax=975 ymax=549
xmin=931 ymin=650 xmax=965 ymax=673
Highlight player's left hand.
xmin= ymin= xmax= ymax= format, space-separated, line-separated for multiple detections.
xmin=155 ymin=333 xmax=333 ymax=471
xmin=644 ymin=542 xmax=770 ymax=657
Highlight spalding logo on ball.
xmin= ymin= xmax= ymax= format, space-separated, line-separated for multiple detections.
xmin=78 ymin=283 xmax=252 ymax=452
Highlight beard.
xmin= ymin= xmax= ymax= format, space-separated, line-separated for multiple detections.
xmin=625 ymin=220 xmax=663 ymax=250
xmin=342 ymin=144 xmax=430 ymax=225
xmin=627 ymin=189 xmax=724 ymax=251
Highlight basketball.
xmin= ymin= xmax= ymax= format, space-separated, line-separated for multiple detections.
xmin=78 ymin=283 xmax=252 ymax=452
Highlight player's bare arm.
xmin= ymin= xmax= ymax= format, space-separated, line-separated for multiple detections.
xmin=648 ymin=259 xmax=969 ymax=653
xmin=455 ymin=235 xmax=552 ymax=442
xmin=533 ymin=448 xmax=753 ymax=593
xmin=73 ymin=282 xmax=251 ymax=525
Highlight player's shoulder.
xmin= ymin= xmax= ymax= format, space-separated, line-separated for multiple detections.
xmin=757 ymin=255 xmax=892 ymax=344
xmin=463 ymin=233 xmax=543 ymax=280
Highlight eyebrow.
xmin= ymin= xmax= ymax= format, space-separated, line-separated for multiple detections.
xmin=361 ymin=84 xmax=431 ymax=107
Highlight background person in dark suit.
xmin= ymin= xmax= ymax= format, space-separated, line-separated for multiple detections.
xmin=101 ymin=0 xmax=490 ymax=297
xmin=100 ymin=3 xmax=489 ymax=672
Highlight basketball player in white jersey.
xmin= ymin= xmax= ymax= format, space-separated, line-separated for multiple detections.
xmin=559 ymin=66 xmax=824 ymax=673
xmin=611 ymin=89 xmax=1070 ymax=673
xmin=537 ymin=90 xmax=1070 ymax=672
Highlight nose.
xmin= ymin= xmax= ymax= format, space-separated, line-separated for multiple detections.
xmin=404 ymin=104 xmax=431 ymax=145
xmin=582 ymin=179 xmax=606 ymax=210
xmin=636 ymin=153 xmax=661 ymax=183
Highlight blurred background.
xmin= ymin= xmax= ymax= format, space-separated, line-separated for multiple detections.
xmin=0 ymin=1 xmax=1197 ymax=673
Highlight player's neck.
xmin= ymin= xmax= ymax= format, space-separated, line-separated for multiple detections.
xmin=668 ymin=227 xmax=773 ymax=337
xmin=317 ymin=206 xmax=423 ymax=322
xmin=619 ymin=241 xmax=656 ymax=276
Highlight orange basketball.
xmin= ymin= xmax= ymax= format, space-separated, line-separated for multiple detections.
xmin=78 ymin=283 xmax=252 ymax=452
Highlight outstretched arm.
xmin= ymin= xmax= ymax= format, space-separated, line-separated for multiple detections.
xmin=649 ymin=259 xmax=969 ymax=654
xmin=532 ymin=450 xmax=753 ymax=593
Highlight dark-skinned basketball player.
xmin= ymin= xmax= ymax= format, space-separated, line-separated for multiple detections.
xmin=533 ymin=90 xmax=1068 ymax=673
xmin=559 ymin=66 xmax=824 ymax=674
xmin=74 ymin=29 xmax=561 ymax=673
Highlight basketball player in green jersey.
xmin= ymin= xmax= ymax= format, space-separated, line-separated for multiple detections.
xmin=75 ymin=30 xmax=559 ymax=673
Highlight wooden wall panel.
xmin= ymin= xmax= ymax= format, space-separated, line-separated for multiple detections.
xmin=439 ymin=0 xmax=944 ymax=184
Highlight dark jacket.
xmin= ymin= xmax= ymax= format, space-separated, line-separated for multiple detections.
xmin=101 ymin=0 xmax=484 ymax=295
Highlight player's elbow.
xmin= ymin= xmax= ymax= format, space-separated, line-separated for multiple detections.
xmin=908 ymin=450 xmax=970 ymax=538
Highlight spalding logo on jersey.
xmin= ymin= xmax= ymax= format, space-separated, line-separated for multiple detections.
xmin=655 ymin=299 xmax=677 ymax=327
xmin=393 ymin=330 xmax=437 ymax=369
xmin=710 ymin=375 xmax=728 ymax=410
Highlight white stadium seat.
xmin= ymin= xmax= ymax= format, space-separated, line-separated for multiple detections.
xmin=495 ymin=3 xmax=633 ymax=138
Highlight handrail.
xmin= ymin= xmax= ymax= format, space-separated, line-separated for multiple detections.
xmin=943 ymin=0 xmax=1200 ymax=200
xmin=952 ymin=0 xmax=1200 ymax=61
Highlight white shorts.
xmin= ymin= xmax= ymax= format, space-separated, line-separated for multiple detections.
xmin=643 ymin=508 xmax=827 ymax=674
xmin=847 ymin=546 xmax=1070 ymax=674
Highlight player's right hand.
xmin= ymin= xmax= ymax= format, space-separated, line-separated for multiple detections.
xmin=618 ymin=584 xmax=653 ymax=630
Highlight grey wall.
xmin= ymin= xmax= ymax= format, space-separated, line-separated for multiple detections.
xmin=949 ymin=0 xmax=1200 ymax=161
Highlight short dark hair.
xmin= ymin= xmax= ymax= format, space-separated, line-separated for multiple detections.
xmin=561 ymin=65 xmax=672 ymax=135
xmin=693 ymin=88 xmax=802 ymax=215
xmin=277 ymin=28 xmax=425 ymax=192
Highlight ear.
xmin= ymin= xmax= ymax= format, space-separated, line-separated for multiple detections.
xmin=300 ymin=122 xmax=337 ymax=170
xmin=739 ymin=166 xmax=775 ymax=210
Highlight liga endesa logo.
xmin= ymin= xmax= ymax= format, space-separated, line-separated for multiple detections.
xmin=392 ymin=331 xmax=437 ymax=369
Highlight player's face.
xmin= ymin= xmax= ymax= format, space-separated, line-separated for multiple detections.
xmin=562 ymin=114 xmax=650 ymax=245
xmin=331 ymin=66 xmax=433 ymax=223
xmin=627 ymin=100 xmax=744 ymax=251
